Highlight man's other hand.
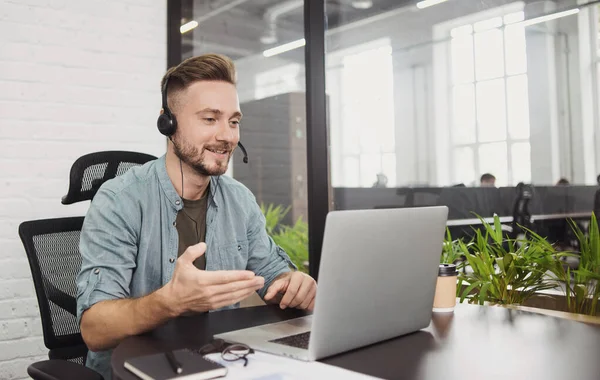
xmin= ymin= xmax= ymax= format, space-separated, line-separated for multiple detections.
xmin=163 ymin=242 xmax=264 ymax=315
xmin=264 ymin=271 xmax=317 ymax=311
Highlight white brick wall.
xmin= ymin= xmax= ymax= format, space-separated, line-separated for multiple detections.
xmin=0 ymin=0 xmax=167 ymax=378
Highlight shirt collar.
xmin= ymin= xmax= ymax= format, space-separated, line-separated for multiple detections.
xmin=208 ymin=176 xmax=220 ymax=208
xmin=156 ymin=155 xmax=220 ymax=210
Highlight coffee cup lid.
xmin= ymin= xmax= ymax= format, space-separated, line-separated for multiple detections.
xmin=438 ymin=263 xmax=458 ymax=276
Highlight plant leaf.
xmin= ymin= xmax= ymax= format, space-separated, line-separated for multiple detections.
xmin=479 ymin=282 xmax=491 ymax=305
xmin=460 ymin=280 xmax=481 ymax=303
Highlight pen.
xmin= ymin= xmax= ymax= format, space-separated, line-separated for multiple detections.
xmin=165 ymin=351 xmax=183 ymax=374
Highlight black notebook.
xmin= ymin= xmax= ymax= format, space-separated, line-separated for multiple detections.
xmin=124 ymin=349 xmax=227 ymax=380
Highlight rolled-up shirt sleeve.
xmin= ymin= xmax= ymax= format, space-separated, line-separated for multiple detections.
xmin=76 ymin=187 xmax=138 ymax=326
xmin=245 ymin=200 xmax=297 ymax=299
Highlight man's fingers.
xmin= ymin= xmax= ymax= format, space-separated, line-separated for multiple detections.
xmin=179 ymin=242 xmax=207 ymax=263
xmin=308 ymin=298 xmax=315 ymax=311
xmin=210 ymin=286 xmax=261 ymax=310
xmin=209 ymin=277 xmax=264 ymax=297
xmin=280 ymin=273 xmax=303 ymax=309
xmin=213 ymin=287 xmax=256 ymax=306
xmin=201 ymin=270 xmax=257 ymax=285
xmin=264 ymin=279 xmax=285 ymax=301
xmin=288 ymin=277 xmax=312 ymax=309
xmin=298 ymin=284 xmax=317 ymax=310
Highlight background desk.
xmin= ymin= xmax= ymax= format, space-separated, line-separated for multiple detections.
xmin=445 ymin=211 xmax=592 ymax=227
xmin=112 ymin=303 xmax=600 ymax=380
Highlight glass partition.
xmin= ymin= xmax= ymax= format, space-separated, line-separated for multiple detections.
xmin=324 ymin=0 xmax=600 ymax=222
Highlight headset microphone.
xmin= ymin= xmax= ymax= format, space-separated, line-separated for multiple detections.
xmin=237 ymin=142 xmax=249 ymax=164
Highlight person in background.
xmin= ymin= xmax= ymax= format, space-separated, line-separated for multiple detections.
xmin=556 ymin=178 xmax=570 ymax=186
xmin=480 ymin=173 xmax=496 ymax=188
xmin=372 ymin=173 xmax=388 ymax=188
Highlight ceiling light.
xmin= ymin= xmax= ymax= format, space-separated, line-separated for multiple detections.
xmin=180 ymin=20 xmax=198 ymax=34
xmin=416 ymin=0 xmax=449 ymax=9
xmin=263 ymin=38 xmax=306 ymax=57
xmin=260 ymin=31 xmax=278 ymax=45
xmin=351 ymin=0 xmax=373 ymax=9
xmin=517 ymin=8 xmax=579 ymax=27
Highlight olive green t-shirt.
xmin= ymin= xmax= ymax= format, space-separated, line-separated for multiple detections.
xmin=176 ymin=194 xmax=208 ymax=270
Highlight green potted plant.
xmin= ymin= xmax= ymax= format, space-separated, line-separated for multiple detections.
xmin=556 ymin=214 xmax=600 ymax=316
xmin=455 ymin=216 xmax=560 ymax=306
xmin=261 ymin=203 xmax=309 ymax=273
xmin=441 ymin=228 xmax=464 ymax=266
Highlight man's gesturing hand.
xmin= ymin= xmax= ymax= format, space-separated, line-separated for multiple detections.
xmin=263 ymin=271 xmax=317 ymax=311
xmin=163 ymin=243 xmax=264 ymax=316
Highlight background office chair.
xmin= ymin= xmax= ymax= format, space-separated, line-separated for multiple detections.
xmin=511 ymin=182 xmax=534 ymax=238
xmin=594 ymin=187 xmax=600 ymax=220
xmin=19 ymin=150 xmax=157 ymax=380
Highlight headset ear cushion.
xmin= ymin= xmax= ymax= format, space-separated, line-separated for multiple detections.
xmin=157 ymin=113 xmax=176 ymax=136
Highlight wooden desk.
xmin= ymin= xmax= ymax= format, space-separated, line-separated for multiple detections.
xmin=501 ymin=304 xmax=600 ymax=325
xmin=446 ymin=215 xmax=513 ymax=226
xmin=112 ymin=303 xmax=600 ymax=380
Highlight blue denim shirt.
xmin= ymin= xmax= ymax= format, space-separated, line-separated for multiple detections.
xmin=76 ymin=155 xmax=295 ymax=379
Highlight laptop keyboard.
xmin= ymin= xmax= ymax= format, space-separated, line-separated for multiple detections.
xmin=269 ymin=331 xmax=311 ymax=349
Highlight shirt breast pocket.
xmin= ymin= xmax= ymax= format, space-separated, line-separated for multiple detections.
xmin=218 ymin=240 xmax=249 ymax=270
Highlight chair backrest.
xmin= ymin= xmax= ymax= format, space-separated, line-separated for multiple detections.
xmin=61 ymin=150 xmax=157 ymax=205
xmin=19 ymin=217 xmax=87 ymax=362
xmin=594 ymin=189 xmax=600 ymax=217
xmin=512 ymin=183 xmax=534 ymax=236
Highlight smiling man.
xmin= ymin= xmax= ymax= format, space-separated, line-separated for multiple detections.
xmin=75 ymin=54 xmax=317 ymax=380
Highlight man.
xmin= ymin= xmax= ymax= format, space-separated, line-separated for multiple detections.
xmin=76 ymin=54 xmax=317 ymax=379
xmin=372 ymin=173 xmax=388 ymax=188
xmin=480 ymin=173 xmax=496 ymax=187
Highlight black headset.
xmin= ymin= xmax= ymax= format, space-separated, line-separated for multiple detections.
xmin=157 ymin=76 xmax=249 ymax=164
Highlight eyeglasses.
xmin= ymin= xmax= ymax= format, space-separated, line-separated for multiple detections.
xmin=190 ymin=339 xmax=254 ymax=367
xmin=221 ymin=343 xmax=253 ymax=367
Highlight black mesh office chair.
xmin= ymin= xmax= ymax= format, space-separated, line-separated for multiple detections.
xmin=594 ymin=188 xmax=600 ymax=220
xmin=19 ymin=150 xmax=157 ymax=380
xmin=61 ymin=150 xmax=157 ymax=204
xmin=19 ymin=217 xmax=103 ymax=380
xmin=511 ymin=182 xmax=534 ymax=238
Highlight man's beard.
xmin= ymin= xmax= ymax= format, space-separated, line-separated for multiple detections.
xmin=171 ymin=134 xmax=232 ymax=176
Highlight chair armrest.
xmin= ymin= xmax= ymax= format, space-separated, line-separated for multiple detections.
xmin=27 ymin=359 xmax=104 ymax=380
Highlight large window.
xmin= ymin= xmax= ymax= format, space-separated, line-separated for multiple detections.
xmin=449 ymin=11 xmax=531 ymax=187
xmin=594 ymin=4 xmax=600 ymax=176
xmin=327 ymin=39 xmax=396 ymax=187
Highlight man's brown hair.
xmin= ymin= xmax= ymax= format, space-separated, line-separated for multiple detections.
xmin=161 ymin=53 xmax=237 ymax=112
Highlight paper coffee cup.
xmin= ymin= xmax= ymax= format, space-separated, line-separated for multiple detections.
xmin=432 ymin=264 xmax=458 ymax=312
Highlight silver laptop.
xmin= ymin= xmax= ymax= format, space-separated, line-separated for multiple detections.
xmin=215 ymin=206 xmax=449 ymax=361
